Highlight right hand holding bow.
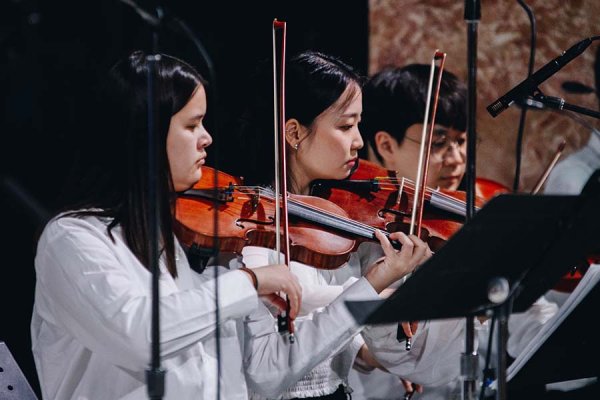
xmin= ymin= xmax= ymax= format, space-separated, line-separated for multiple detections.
xmin=250 ymin=264 xmax=303 ymax=320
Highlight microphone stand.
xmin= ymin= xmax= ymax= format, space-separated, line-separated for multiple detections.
xmin=146 ymin=8 xmax=165 ymax=400
xmin=492 ymin=4 xmax=535 ymax=400
xmin=512 ymin=0 xmax=536 ymax=193
xmin=531 ymin=93 xmax=600 ymax=120
xmin=119 ymin=2 xmax=222 ymax=398
xmin=463 ymin=1 xmax=480 ymax=399
xmin=146 ymin=53 xmax=165 ymax=400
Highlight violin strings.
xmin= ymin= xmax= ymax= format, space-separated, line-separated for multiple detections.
xmin=202 ymin=184 xmax=470 ymax=239
xmin=354 ymin=178 xmax=478 ymax=216
xmin=236 ymin=186 xmax=389 ymax=240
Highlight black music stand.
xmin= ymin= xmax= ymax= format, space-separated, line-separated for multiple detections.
xmin=345 ymin=169 xmax=600 ymax=399
xmin=511 ymin=168 xmax=600 ymax=313
xmin=504 ymin=265 xmax=600 ymax=399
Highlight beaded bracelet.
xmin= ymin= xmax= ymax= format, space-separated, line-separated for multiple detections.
xmin=239 ymin=267 xmax=259 ymax=290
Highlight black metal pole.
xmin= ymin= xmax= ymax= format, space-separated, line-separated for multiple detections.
xmin=463 ymin=1 xmax=480 ymax=399
xmin=119 ymin=2 xmax=223 ymax=398
xmin=530 ymin=94 xmax=600 ymax=119
xmin=145 ymin=53 xmax=166 ymax=400
xmin=495 ymin=303 xmax=509 ymax=400
xmin=145 ymin=8 xmax=165 ymax=400
xmin=512 ymin=0 xmax=536 ymax=193
xmin=485 ymin=277 xmax=510 ymax=400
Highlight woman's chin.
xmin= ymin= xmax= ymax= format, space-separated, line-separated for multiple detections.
xmin=340 ymin=169 xmax=353 ymax=180
xmin=174 ymin=179 xmax=197 ymax=192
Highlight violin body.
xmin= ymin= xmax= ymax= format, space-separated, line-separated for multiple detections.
xmin=319 ymin=160 xmax=590 ymax=293
xmin=311 ymin=159 xmax=481 ymax=252
xmin=475 ymin=177 xmax=510 ymax=200
xmin=175 ymin=167 xmax=356 ymax=270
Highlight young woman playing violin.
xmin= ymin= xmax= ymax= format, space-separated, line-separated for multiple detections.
xmin=31 ymin=50 xmax=426 ymax=400
xmin=350 ymin=64 xmax=559 ymax=400
xmin=30 ymin=50 xmax=305 ymax=400
xmin=236 ymin=50 xmax=433 ymax=400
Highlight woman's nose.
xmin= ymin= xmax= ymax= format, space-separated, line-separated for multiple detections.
xmin=353 ymin=127 xmax=364 ymax=151
xmin=199 ymin=128 xmax=213 ymax=148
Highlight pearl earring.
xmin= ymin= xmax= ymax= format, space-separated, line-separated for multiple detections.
xmin=293 ymin=143 xmax=299 ymax=150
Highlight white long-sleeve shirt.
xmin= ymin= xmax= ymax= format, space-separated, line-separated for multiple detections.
xmin=242 ymin=242 xmax=383 ymax=399
xmin=543 ymin=130 xmax=600 ymax=308
xmin=241 ymin=244 xmax=381 ymax=399
xmin=31 ymin=215 xmax=379 ymax=400
xmin=354 ymin=297 xmax=558 ymax=400
xmin=544 ymin=130 xmax=600 ymax=196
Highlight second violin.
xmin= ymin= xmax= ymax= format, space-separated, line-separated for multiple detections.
xmin=311 ymin=159 xmax=486 ymax=251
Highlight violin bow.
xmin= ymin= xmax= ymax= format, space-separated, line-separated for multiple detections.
xmin=399 ymin=50 xmax=446 ymax=352
xmin=409 ymin=50 xmax=447 ymax=238
xmin=530 ymin=139 xmax=567 ymax=194
xmin=272 ymin=19 xmax=295 ymax=342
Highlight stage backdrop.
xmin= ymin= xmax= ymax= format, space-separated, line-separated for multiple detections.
xmin=369 ymin=0 xmax=600 ymax=191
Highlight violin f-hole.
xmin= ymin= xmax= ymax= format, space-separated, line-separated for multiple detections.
xmin=236 ymin=216 xmax=275 ymax=229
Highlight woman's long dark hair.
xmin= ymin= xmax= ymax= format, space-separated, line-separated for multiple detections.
xmin=59 ymin=50 xmax=206 ymax=278
xmin=237 ymin=50 xmax=362 ymax=186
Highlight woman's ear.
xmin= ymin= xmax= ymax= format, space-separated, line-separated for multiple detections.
xmin=285 ymin=119 xmax=306 ymax=149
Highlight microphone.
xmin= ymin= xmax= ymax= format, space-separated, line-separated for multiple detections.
xmin=486 ymin=37 xmax=595 ymax=118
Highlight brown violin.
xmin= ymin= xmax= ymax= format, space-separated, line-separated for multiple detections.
xmin=174 ymin=167 xmax=405 ymax=270
xmin=314 ymin=159 xmax=594 ymax=293
xmin=475 ymin=177 xmax=511 ymax=200
xmin=311 ymin=159 xmax=487 ymax=251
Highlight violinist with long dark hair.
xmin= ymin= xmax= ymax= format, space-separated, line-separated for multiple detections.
xmin=30 ymin=50 xmax=308 ymax=400
xmin=236 ymin=50 xmax=432 ymax=400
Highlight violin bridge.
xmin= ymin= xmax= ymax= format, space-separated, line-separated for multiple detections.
xmin=220 ymin=183 xmax=235 ymax=202
xmin=251 ymin=188 xmax=260 ymax=212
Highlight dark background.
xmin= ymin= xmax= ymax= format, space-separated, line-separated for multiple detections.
xmin=0 ymin=0 xmax=368 ymax=396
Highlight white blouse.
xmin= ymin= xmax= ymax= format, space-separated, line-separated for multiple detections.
xmin=31 ymin=215 xmax=379 ymax=400
xmin=358 ymin=297 xmax=558 ymax=400
xmin=32 ymin=215 xmax=261 ymax=399
xmin=242 ymin=243 xmax=385 ymax=399
xmin=544 ymin=130 xmax=600 ymax=195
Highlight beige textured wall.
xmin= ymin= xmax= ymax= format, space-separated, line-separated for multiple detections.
xmin=369 ymin=0 xmax=600 ymax=190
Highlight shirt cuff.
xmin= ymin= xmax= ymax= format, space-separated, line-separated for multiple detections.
xmin=213 ymin=269 xmax=259 ymax=320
